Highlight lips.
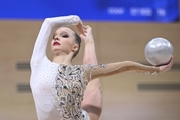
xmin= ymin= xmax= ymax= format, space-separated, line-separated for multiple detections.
xmin=53 ymin=42 xmax=60 ymax=46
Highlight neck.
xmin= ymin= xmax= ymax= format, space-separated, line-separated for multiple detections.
xmin=52 ymin=51 xmax=73 ymax=65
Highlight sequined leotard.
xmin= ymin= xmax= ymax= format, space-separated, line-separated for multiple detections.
xmin=52 ymin=65 xmax=89 ymax=119
xmin=30 ymin=15 xmax=90 ymax=120
xmin=30 ymin=15 xmax=160 ymax=120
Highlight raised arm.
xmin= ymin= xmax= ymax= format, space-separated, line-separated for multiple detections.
xmin=30 ymin=15 xmax=80 ymax=68
xmin=80 ymin=26 xmax=97 ymax=64
xmin=86 ymin=57 xmax=173 ymax=81
xmin=80 ymin=26 xmax=103 ymax=118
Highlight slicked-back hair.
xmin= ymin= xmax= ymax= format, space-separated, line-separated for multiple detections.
xmin=72 ymin=31 xmax=81 ymax=59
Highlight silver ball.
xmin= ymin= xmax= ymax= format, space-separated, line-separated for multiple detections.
xmin=144 ymin=38 xmax=173 ymax=66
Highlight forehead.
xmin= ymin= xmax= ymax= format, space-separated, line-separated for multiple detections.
xmin=55 ymin=27 xmax=75 ymax=35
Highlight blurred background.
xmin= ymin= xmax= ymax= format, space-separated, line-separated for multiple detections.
xmin=0 ymin=0 xmax=180 ymax=120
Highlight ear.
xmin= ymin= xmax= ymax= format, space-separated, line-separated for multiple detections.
xmin=72 ymin=44 xmax=79 ymax=53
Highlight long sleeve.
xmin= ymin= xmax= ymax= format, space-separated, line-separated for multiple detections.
xmin=30 ymin=15 xmax=80 ymax=68
xmin=85 ymin=61 xmax=160 ymax=81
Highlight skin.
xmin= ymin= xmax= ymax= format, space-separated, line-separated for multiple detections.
xmin=51 ymin=27 xmax=79 ymax=65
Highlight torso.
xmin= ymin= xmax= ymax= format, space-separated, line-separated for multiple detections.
xmin=30 ymin=58 xmax=88 ymax=120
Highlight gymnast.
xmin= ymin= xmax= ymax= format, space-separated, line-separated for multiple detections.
xmin=30 ymin=15 xmax=173 ymax=120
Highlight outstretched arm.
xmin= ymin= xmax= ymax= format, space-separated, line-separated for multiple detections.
xmin=30 ymin=15 xmax=81 ymax=68
xmin=86 ymin=57 xmax=173 ymax=81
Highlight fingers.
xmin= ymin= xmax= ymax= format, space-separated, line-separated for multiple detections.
xmin=84 ymin=25 xmax=92 ymax=35
xmin=83 ymin=25 xmax=87 ymax=29
xmin=77 ymin=19 xmax=91 ymax=36
xmin=159 ymin=56 xmax=174 ymax=73
xmin=170 ymin=56 xmax=174 ymax=65
xmin=79 ymin=26 xmax=87 ymax=36
xmin=77 ymin=17 xmax=91 ymax=35
xmin=168 ymin=56 xmax=174 ymax=69
xmin=79 ymin=25 xmax=94 ymax=43
xmin=76 ymin=20 xmax=86 ymax=36
xmin=80 ymin=25 xmax=92 ymax=36
xmin=82 ymin=25 xmax=87 ymax=34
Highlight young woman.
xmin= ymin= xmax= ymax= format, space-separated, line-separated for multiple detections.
xmin=30 ymin=15 xmax=102 ymax=120
xmin=30 ymin=15 xmax=173 ymax=120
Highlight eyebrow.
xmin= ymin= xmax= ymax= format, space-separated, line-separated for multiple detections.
xmin=60 ymin=31 xmax=69 ymax=35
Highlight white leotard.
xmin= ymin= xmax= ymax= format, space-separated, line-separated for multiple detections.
xmin=30 ymin=15 xmax=90 ymax=120
xmin=30 ymin=15 xmax=159 ymax=120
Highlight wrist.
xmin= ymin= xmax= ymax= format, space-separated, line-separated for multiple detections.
xmin=84 ymin=37 xmax=94 ymax=44
xmin=84 ymin=40 xmax=94 ymax=46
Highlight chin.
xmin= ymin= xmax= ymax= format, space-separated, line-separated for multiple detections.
xmin=52 ymin=46 xmax=60 ymax=51
xmin=51 ymin=48 xmax=59 ymax=53
xmin=52 ymin=51 xmax=60 ymax=56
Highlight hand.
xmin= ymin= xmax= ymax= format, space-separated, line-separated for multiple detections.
xmin=76 ymin=19 xmax=87 ymax=36
xmin=80 ymin=25 xmax=94 ymax=44
xmin=158 ymin=56 xmax=174 ymax=74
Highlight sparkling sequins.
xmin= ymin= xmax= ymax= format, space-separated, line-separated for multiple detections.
xmin=53 ymin=65 xmax=88 ymax=120
xmin=86 ymin=64 xmax=107 ymax=80
xmin=137 ymin=66 xmax=158 ymax=75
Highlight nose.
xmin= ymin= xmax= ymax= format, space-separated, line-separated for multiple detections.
xmin=54 ymin=36 xmax=59 ymax=41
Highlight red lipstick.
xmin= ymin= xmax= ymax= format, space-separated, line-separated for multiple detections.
xmin=53 ymin=42 xmax=60 ymax=46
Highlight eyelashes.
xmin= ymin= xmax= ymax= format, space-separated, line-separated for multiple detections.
xmin=52 ymin=34 xmax=69 ymax=39
xmin=62 ymin=34 xmax=69 ymax=38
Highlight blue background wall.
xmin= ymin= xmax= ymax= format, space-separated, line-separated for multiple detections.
xmin=0 ymin=0 xmax=179 ymax=22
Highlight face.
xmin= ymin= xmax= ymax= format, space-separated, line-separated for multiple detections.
xmin=51 ymin=27 xmax=78 ymax=55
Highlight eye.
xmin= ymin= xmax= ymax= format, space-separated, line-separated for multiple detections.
xmin=62 ymin=34 xmax=69 ymax=38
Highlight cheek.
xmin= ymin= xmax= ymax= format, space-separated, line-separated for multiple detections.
xmin=63 ymin=40 xmax=74 ymax=48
